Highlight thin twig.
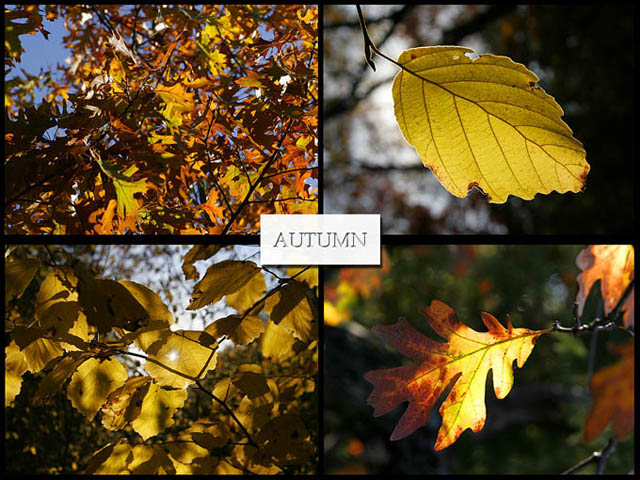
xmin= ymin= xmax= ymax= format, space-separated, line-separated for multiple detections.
xmin=195 ymin=380 xmax=257 ymax=448
xmin=562 ymin=437 xmax=617 ymax=474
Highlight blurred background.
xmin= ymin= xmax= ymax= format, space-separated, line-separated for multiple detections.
xmin=323 ymin=5 xmax=634 ymax=234
xmin=323 ymin=245 xmax=634 ymax=474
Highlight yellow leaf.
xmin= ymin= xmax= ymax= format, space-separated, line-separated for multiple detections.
xmin=225 ymin=270 xmax=266 ymax=312
xmin=182 ymin=245 xmax=223 ymax=281
xmin=233 ymin=371 xmax=270 ymax=400
xmin=101 ymin=376 xmax=150 ymax=431
xmin=12 ymin=326 xmax=63 ymax=373
xmin=235 ymin=71 xmax=264 ymax=89
xmin=35 ymin=267 xmax=79 ymax=321
xmin=265 ymin=281 xmax=317 ymax=342
xmin=256 ymin=414 xmax=314 ymax=465
xmin=205 ymin=314 xmax=265 ymax=345
xmin=286 ymin=266 xmax=318 ymax=288
xmin=131 ymin=382 xmax=187 ymax=440
xmin=33 ymin=351 xmax=90 ymax=405
xmin=111 ymin=165 xmax=148 ymax=232
xmin=188 ymin=260 xmax=262 ymax=310
xmin=85 ymin=441 xmax=132 ymax=474
xmin=260 ymin=320 xmax=295 ymax=360
xmin=393 ymin=46 xmax=589 ymax=203
xmin=5 ymin=258 xmax=39 ymax=306
xmin=145 ymin=329 xmax=217 ymax=388
xmin=5 ymin=341 xmax=29 ymax=406
xmin=67 ymin=357 xmax=128 ymax=419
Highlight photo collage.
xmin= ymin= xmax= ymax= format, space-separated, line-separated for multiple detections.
xmin=4 ymin=4 xmax=634 ymax=475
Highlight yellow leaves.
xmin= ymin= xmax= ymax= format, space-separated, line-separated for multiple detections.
xmin=145 ymin=330 xmax=218 ymax=389
xmin=257 ymin=414 xmax=315 ymax=466
xmin=187 ymin=260 xmax=262 ymax=310
xmin=5 ymin=257 xmax=39 ymax=306
xmin=206 ymin=315 xmax=265 ymax=345
xmin=576 ymin=245 xmax=634 ymax=328
xmin=393 ymin=46 xmax=589 ymax=203
xmin=365 ymin=300 xmax=548 ymax=450
xmin=110 ymin=165 xmax=149 ymax=232
xmin=156 ymin=82 xmax=195 ymax=127
xmin=584 ymin=341 xmax=634 ymax=443
xmin=85 ymin=441 xmax=132 ymax=474
xmin=101 ymin=376 xmax=150 ymax=431
xmin=265 ymin=281 xmax=317 ymax=342
xmin=236 ymin=71 xmax=264 ymax=89
xmin=131 ymin=382 xmax=188 ymax=440
xmin=67 ymin=357 xmax=128 ymax=419
xmin=5 ymin=341 xmax=29 ymax=406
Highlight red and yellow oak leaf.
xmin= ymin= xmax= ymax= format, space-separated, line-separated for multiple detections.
xmin=364 ymin=300 xmax=548 ymax=450
xmin=576 ymin=245 xmax=634 ymax=328
xmin=584 ymin=341 xmax=634 ymax=443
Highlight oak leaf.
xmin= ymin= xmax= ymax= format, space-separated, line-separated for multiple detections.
xmin=584 ymin=341 xmax=634 ymax=442
xmin=576 ymin=245 xmax=634 ymax=328
xmin=393 ymin=46 xmax=589 ymax=203
xmin=365 ymin=300 xmax=547 ymax=450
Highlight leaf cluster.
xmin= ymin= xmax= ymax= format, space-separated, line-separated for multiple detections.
xmin=5 ymin=245 xmax=318 ymax=474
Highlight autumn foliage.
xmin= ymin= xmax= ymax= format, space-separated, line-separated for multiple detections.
xmin=355 ymin=245 xmax=633 ymax=461
xmin=365 ymin=300 xmax=547 ymax=450
xmin=5 ymin=246 xmax=318 ymax=473
xmin=5 ymin=5 xmax=317 ymax=234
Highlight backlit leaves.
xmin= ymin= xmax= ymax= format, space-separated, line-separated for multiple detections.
xmin=365 ymin=300 xmax=547 ymax=450
xmin=131 ymin=382 xmax=188 ymax=440
xmin=188 ymin=260 xmax=262 ymax=310
xmin=393 ymin=46 xmax=589 ymax=203
xmin=584 ymin=342 xmax=634 ymax=442
xmin=5 ymin=246 xmax=317 ymax=474
xmin=67 ymin=357 xmax=128 ymax=419
xmin=576 ymin=245 xmax=634 ymax=328
xmin=4 ymin=4 xmax=318 ymax=234
xmin=145 ymin=330 xmax=218 ymax=389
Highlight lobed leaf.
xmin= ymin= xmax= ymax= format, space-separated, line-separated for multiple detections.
xmin=365 ymin=299 xmax=547 ymax=450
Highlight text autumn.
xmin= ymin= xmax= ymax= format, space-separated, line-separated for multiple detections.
xmin=273 ymin=232 xmax=367 ymax=248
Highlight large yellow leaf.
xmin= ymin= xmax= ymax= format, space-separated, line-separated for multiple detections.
xmin=205 ymin=314 xmax=265 ymax=345
xmin=365 ymin=300 xmax=548 ymax=450
xmin=130 ymin=382 xmax=188 ymax=440
xmin=187 ymin=260 xmax=262 ymax=310
xmin=393 ymin=46 xmax=589 ymax=203
xmin=67 ymin=357 xmax=128 ymax=419
xmin=101 ymin=376 xmax=151 ymax=431
xmin=265 ymin=281 xmax=317 ymax=342
xmin=145 ymin=329 xmax=218 ymax=389
xmin=5 ymin=257 xmax=39 ymax=306
xmin=5 ymin=341 xmax=29 ymax=406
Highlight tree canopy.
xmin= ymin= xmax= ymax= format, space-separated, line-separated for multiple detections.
xmin=5 ymin=5 xmax=318 ymax=234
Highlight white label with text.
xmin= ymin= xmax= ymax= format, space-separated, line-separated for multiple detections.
xmin=260 ymin=214 xmax=380 ymax=265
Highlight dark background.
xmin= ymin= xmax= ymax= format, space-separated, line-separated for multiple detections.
xmin=323 ymin=245 xmax=634 ymax=474
xmin=324 ymin=5 xmax=634 ymax=234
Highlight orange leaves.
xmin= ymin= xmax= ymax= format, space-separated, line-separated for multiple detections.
xmin=576 ymin=245 xmax=634 ymax=327
xmin=4 ymin=4 xmax=317 ymax=234
xmin=365 ymin=300 xmax=548 ymax=450
xmin=584 ymin=342 xmax=634 ymax=443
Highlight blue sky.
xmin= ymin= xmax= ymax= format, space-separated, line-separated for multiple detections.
xmin=7 ymin=8 xmax=70 ymax=104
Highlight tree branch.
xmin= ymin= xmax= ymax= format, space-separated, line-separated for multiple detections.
xmin=561 ymin=437 xmax=617 ymax=474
